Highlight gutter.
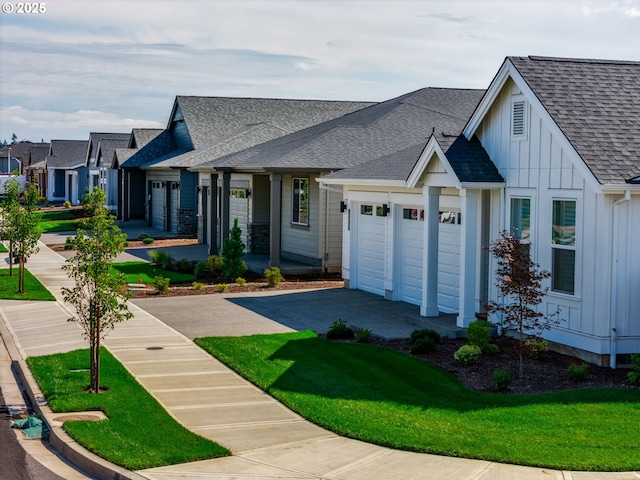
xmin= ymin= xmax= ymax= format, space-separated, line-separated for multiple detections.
xmin=610 ymin=190 xmax=631 ymax=368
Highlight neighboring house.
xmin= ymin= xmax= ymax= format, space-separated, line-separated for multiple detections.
xmin=94 ymin=135 xmax=131 ymax=210
xmin=321 ymin=55 xmax=640 ymax=367
xmin=0 ymin=141 xmax=32 ymax=173
xmin=120 ymin=96 xmax=373 ymax=237
xmin=45 ymin=140 xmax=89 ymax=204
xmin=24 ymin=143 xmax=50 ymax=197
xmin=193 ymin=88 xmax=485 ymax=273
xmin=79 ymin=133 xmax=130 ymax=206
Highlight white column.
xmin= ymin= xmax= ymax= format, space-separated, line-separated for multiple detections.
xmin=421 ymin=186 xmax=441 ymax=317
xmin=457 ymin=188 xmax=479 ymax=327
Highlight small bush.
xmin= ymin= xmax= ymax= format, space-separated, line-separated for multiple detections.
xmin=64 ymin=236 xmax=75 ymax=250
xmin=467 ymin=320 xmax=498 ymax=353
xmin=192 ymin=281 xmax=205 ymax=291
xmin=195 ymin=260 xmax=214 ymax=279
xmin=63 ymin=200 xmax=71 ymax=208
xmin=216 ymin=283 xmax=228 ymax=293
xmin=137 ymin=232 xmax=150 ymax=240
xmin=627 ymin=353 xmax=640 ymax=385
xmin=175 ymin=258 xmax=193 ymax=274
xmin=149 ymin=250 xmax=174 ymax=270
xmin=355 ymin=328 xmax=372 ymax=344
xmin=326 ymin=319 xmax=354 ymax=340
xmin=568 ymin=363 xmax=590 ymax=382
xmin=411 ymin=336 xmax=437 ymax=355
xmin=235 ymin=277 xmax=246 ymax=286
xmin=410 ymin=329 xmax=441 ymax=346
xmin=153 ymin=276 xmax=170 ymax=293
xmin=142 ymin=237 xmax=155 ymax=244
xmin=453 ymin=344 xmax=482 ymax=364
xmin=264 ymin=266 xmax=284 ymax=287
xmin=493 ymin=369 xmax=513 ymax=392
xmin=525 ymin=338 xmax=549 ymax=360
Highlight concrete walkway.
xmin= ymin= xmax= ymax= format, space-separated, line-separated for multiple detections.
xmin=1 ymin=243 xmax=638 ymax=480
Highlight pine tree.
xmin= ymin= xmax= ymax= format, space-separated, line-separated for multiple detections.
xmin=220 ymin=218 xmax=247 ymax=281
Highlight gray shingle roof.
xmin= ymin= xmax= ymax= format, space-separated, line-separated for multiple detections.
xmin=46 ymin=140 xmax=89 ymax=169
xmin=86 ymin=133 xmax=130 ymax=167
xmin=120 ymin=130 xmax=180 ymax=168
xmin=25 ymin=144 xmax=50 ymax=170
xmin=210 ymin=88 xmax=488 ymax=182
xmin=509 ymin=56 xmax=640 ymax=185
xmin=96 ymin=136 xmax=131 ymax=167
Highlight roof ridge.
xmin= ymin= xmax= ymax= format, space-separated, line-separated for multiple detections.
xmin=517 ymin=55 xmax=640 ymax=66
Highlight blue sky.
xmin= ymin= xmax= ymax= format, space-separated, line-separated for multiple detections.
xmin=1 ymin=0 xmax=639 ymax=142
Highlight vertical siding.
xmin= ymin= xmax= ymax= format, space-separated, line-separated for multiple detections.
xmin=324 ymin=185 xmax=344 ymax=269
xmin=281 ymin=174 xmax=320 ymax=261
xmin=179 ymin=170 xmax=197 ymax=209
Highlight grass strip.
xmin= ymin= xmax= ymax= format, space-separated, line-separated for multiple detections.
xmin=196 ymin=331 xmax=640 ymax=472
xmin=0 ymin=268 xmax=55 ymax=300
xmin=28 ymin=348 xmax=230 ymax=470
xmin=37 ymin=209 xmax=82 ymax=233
xmin=0 ymin=243 xmax=8 ymax=253
xmin=110 ymin=261 xmax=195 ymax=284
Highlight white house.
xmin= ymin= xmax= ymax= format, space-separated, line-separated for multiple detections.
xmin=321 ymin=56 xmax=640 ymax=367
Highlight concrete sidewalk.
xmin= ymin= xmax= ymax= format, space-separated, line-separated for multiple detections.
xmin=1 ymin=243 xmax=637 ymax=479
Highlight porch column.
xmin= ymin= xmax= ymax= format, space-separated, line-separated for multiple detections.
xmin=421 ymin=186 xmax=440 ymax=317
xmin=209 ymin=173 xmax=218 ymax=255
xmin=221 ymin=172 xmax=231 ymax=244
xmin=457 ymin=188 xmax=480 ymax=328
xmin=269 ymin=173 xmax=282 ymax=267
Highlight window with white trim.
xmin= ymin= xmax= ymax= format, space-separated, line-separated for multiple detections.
xmin=510 ymin=198 xmax=531 ymax=241
xmin=551 ymin=200 xmax=576 ymax=294
xmin=292 ymin=178 xmax=309 ymax=225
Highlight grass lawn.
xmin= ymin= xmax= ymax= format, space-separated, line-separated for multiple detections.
xmin=196 ymin=331 xmax=640 ymax=472
xmin=0 ymin=268 xmax=55 ymax=300
xmin=110 ymin=261 xmax=195 ymax=284
xmin=0 ymin=244 xmax=7 ymax=253
xmin=28 ymin=348 xmax=230 ymax=470
xmin=37 ymin=210 xmax=82 ymax=233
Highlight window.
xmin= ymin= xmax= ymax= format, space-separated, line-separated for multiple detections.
xmin=292 ymin=178 xmax=309 ymax=225
xmin=510 ymin=198 xmax=531 ymax=241
xmin=512 ymin=100 xmax=526 ymax=138
xmin=439 ymin=211 xmax=461 ymax=224
xmin=230 ymin=188 xmax=246 ymax=198
xmin=551 ymin=200 xmax=576 ymax=294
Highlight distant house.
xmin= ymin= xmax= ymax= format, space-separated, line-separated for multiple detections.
xmin=24 ymin=143 xmax=50 ymax=197
xmin=0 ymin=141 xmax=32 ymax=173
xmin=320 ymin=56 xmax=640 ymax=367
xmin=45 ymin=140 xmax=89 ymax=204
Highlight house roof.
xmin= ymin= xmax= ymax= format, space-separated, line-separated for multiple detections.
xmin=46 ymin=140 xmax=89 ymax=169
xmin=113 ymin=128 xmax=164 ymax=168
xmin=25 ymin=144 xmax=50 ymax=170
xmin=120 ymin=130 xmax=181 ymax=168
xmin=86 ymin=132 xmax=130 ymax=167
xmin=209 ymin=88 xmax=486 ymax=181
xmin=96 ymin=136 xmax=131 ymax=167
xmin=508 ymin=56 xmax=640 ymax=185
xmin=146 ymin=96 xmax=375 ymax=169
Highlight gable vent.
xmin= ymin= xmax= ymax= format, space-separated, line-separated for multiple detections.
xmin=512 ymin=101 xmax=526 ymax=137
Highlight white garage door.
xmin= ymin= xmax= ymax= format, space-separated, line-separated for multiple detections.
xmin=169 ymin=183 xmax=179 ymax=234
xmin=151 ymin=182 xmax=165 ymax=231
xmin=438 ymin=216 xmax=461 ymax=313
xmin=356 ymin=204 xmax=386 ymax=296
xmin=397 ymin=208 xmax=423 ymax=305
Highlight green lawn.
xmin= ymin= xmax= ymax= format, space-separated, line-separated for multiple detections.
xmin=0 ymin=243 xmax=7 ymax=253
xmin=0 ymin=268 xmax=55 ymax=300
xmin=37 ymin=210 xmax=82 ymax=233
xmin=27 ymin=348 xmax=230 ymax=470
xmin=110 ymin=261 xmax=195 ymax=284
xmin=195 ymin=331 xmax=640 ymax=472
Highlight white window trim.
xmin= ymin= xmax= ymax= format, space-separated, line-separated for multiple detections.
xmin=292 ymin=177 xmax=309 ymax=225
xmin=550 ymin=198 xmax=578 ymax=297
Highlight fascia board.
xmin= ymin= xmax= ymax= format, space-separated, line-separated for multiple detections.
xmin=318 ymin=177 xmax=405 ymax=187
xmin=405 ymin=137 xmax=461 ymax=189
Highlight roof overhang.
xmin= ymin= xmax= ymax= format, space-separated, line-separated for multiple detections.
xmin=318 ymin=177 xmax=406 ymax=187
xmin=601 ymin=184 xmax=640 ymax=195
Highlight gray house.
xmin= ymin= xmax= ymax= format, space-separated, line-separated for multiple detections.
xmin=46 ymin=140 xmax=89 ymax=204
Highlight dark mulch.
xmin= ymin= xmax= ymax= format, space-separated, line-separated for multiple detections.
xmin=369 ymin=335 xmax=633 ymax=394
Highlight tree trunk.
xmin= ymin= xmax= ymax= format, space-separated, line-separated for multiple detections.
xmin=18 ymin=254 xmax=24 ymax=293
xmin=8 ymin=241 xmax=13 ymax=276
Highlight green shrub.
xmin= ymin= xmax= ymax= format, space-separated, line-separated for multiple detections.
xmin=235 ymin=277 xmax=246 ymax=286
xmin=467 ymin=320 xmax=498 ymax=353
xmin=175 ymin=258 xmax=193 ymax=274
xmin=525 ymin=338 xmax=549 ymax=360
xmin=153 ymin=276 xmax=170 ymax=293
xmin=192 ymin=281 xmax=205 ymax=291
xmin=628 ymin=353 xmax=640 ymax=385
xmin=410 ymin=329 xmax=441 ymax=346
xmin=64 ymin=236 xmax=75 ymax=250
xmin=493 ymin=369 xmax=513 ymax=392
xmin=326 ymin=319 xmax=354 ymax=340
xmin=264 ymin=266 xmax=284 ymax=287
xmin=63 ymin=200 xmax=71 ymax=208
xmin=355 ymin=328 xmax=372 ymax=344
xmin=453 ymin=344 xmax=482 ymax=364
xmin=220 ymin=218 xmax=246 ymax=281
xmin=195 ymin=260 xmax=214 ymax=279
xmin=148 ymin=250 xmax=174 ymax=270
xmin=568 ymin=363 xmax=590 ymax=382
xmin=137 ymin=232 xmax=150 ymax=240
xmin=411 ymin=336 xmax=437 ymax=355
xmin=216 ymin=283 xmax=228 ymax=293
xmin=142 ymin=237 xmax=154 ymax=244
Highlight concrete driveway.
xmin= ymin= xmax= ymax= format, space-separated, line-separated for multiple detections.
xmin=131 ymin=287 xmax=463 ymax=340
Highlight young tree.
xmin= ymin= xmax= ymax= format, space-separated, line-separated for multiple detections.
xmin=62 ymin=188 xmax=132 ymax=393
xmin=0 ymin=176 xmax=23 ymax=277
xmin=220 ymin=217 xmax=247 ymax=281
xmin=13 ymin=182 xmax=41 ymax=293
xmin=486 ymin=230 xmax=558 ymax=378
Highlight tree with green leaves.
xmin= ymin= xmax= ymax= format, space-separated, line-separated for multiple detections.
xmin=220 ymin=217 xmax=247 ymax=281
xmin=13 ymin=182 xmax=41 ymax=293
xmin=0 ymin=176 xmax=20 ymax=277
xmin=486 ymin=230 xmax=558 ymax=378
xmin=62 ymin=188 xmax=132 ymax=393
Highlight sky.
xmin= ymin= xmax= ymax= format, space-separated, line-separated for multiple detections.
xmin=0 ymin=0 xmax=639 ymax=143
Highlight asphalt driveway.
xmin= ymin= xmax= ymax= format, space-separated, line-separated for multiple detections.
xmin=131 ymin=287 xmax=463 ymax=340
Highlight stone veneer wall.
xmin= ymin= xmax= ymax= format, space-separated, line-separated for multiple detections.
xmin=248 ymin=223 xmax=269 ymax=254
xmin=177 ymin=208 xmax=195 ymax=236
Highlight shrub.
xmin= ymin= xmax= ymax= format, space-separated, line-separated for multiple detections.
xmin=355 ymin=328 xmax=372 ymax=344
xmin=453 ymin=344 xmax=482 ymax=364
xmin=195 ymin=260 xmax=214 ymax=279
xmin=216 ymin=283 xmax=228 ymax=293
xmin=493 ymin=369 xmax=513 ymax=392
xmin=627 ymin=353 xmax=640 ymax=385
xmin=410 ymin=329 xmax=441 ymax=346
xmin=235 ymin=277 xmax=246 ymax=286
xmin=137 ymin=232 xmax=150 ymax=240
xmin=153 ymin=276 xmax=170 ymax=293
xmin=142 ymin=237 xmax=154 ymax=244
xmin=148 ymin=250 xmax=174 ymax=270
xmin=525 ymin=338 xmax=549 ymax=360
xmin=175 ymin=258 xmax=193 ymax=274
xmin=326 ymin=319 xmax=354 ymax=340
xmin=411 ymin=336 xmax=437 ymax=355
xmin=568 ymin=363 xmax=590 ymax=382
xmin=192 ymin=281 xmax=205 ymax=291
xmin=264 ymin=266 xmax=285 ymax=287
xmin=220 ymin=218 xmax=246 ymax=281
xmin=64 ymin=236 xmax=75 ymax=250
xmin=63 ymin=200 xmax=71 ymax=208
xmin=467 ymin=320 xmax=497 ymax=353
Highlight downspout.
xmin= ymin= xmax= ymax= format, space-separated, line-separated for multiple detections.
xmin=610 ymin=190 xmax=631 ymax=369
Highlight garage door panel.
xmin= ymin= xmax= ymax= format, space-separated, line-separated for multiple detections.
xmin=151 ymin=184 xmax=165 ymax=231
xmin=356 ymin=209 xmax=386 ymax=296
xmin=437 ymin=222 xmax=460 ymax=313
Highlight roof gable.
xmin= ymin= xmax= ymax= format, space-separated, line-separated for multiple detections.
xmin=46 ymin=140 xmax=89 ymax=169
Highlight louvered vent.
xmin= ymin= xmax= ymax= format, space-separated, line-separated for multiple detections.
xmin=512 ymin=101 xmax=525 ymax=137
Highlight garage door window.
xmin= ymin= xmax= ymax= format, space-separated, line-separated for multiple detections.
xmin=403 ymin=208 xmax=424 ymax=221
xmin=292 ymin=178 xmax=309 ymax=225
xmin=439 ymin=211 xmax=461 ymax=224
xmin=551 ymin=200 xmax=576 ymax=295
